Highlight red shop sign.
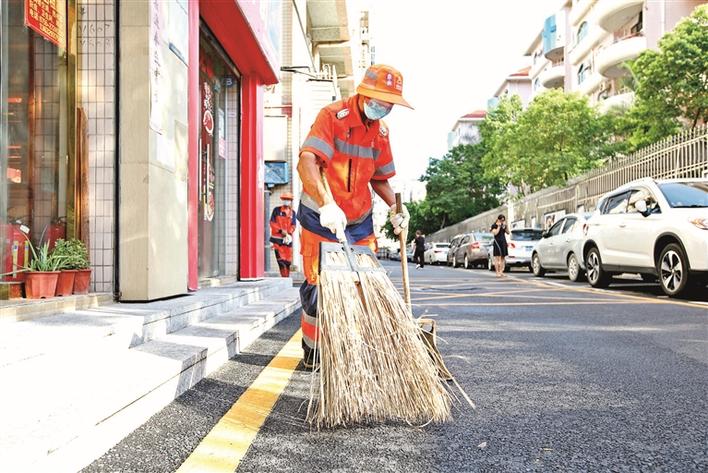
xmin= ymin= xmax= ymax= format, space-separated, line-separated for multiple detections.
xmin=24 ymin=0 xmax=66 ymax=48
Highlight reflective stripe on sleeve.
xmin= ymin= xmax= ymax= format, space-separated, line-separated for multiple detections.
xmin=303 ymin=137 xmax=334 ymax=160
xmin=374 ymin=161 xmax=395 ymax=177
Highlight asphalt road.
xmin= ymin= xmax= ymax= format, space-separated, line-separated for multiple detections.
xmin=86 ymin=261 xmax=708 ymax=473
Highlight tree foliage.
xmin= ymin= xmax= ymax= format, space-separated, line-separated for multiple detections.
xmin=483 ymin=89 xmax=616 ymax=193
xmin=626 ymin=5 xmax=708 ymax=147
xmin=381 ymin=143 xmax=503 ymax=240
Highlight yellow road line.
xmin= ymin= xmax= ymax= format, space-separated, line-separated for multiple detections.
xmin=176 ymin=330 xmax=303 ymax=473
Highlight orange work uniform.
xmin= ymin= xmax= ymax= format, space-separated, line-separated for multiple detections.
xmin=297 ymin=94 xmax=396 ymax=361
xmin=269 ymin=205 xmax=297 ymax=277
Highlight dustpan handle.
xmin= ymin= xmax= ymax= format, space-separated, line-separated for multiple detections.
xmin=320 ymin=169 xmax=358 ymax=272
xmin=396 ymin=193 xmax=412 ymax=312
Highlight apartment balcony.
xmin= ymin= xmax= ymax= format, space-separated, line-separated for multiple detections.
xmin=307 ymin=0 xmax=350 ymax=44
xmin=596 ymin=34 xmax=646 ymax=78
xmin=539 ymin=63 xmax=565 ymax=89
xmin=598 ymin=91 xmax=635 ymax=112
xmin=317 ymin=42 xmax=353 ymax=77
xmin=596 ymin=0 xmax=644 ymax=32
xmin=578 ymin=71 xmax=603 ymax=96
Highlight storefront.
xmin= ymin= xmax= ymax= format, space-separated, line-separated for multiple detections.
xmin=1 ymin=0 xmax=73 ymax=286
xmin=197 ymin=27 xmax=240 ymax=279
xmin=188 ymin=0 xmax=280 ymax=287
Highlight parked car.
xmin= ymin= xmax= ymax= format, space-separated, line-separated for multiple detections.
xmin=424 ymin=242 xmax=450 ymax=265
xmin=390 ymin=248 xmax=401 ymax=261
xmin=531 ymin=213 xmax=592 ymax=281
xmin=582 ymin=178 xmax=708 ymax=297
xmin=446 ymin=234 xmax=465 ymax=266
xmin=487 ymin=228 xmax=544 ymax=272
xmin=452 ymin=232 xmax=493 ymax=268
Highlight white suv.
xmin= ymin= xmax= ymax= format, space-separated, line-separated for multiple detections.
xmin=583 ymin=178 xmax=708 ymax=297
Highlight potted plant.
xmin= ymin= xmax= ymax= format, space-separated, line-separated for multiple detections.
xmin=63 ymin=239 xmax=91 ymax=294
xmin=52 ymin=239 xmax=81 ymax=296
xmin=24 ymin=242 xmax=63 ymax=299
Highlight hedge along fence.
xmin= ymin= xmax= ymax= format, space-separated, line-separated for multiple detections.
xmin=429 ymin=125 xmax=708 ymax=243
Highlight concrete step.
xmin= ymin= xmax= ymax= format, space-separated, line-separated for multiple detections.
xmin=0 ymin=278 xmax=294 ymax=370
xmin=0 ymin=292 xmax=114 ymax=322
xmin=0 ymin=289 xmax=301 ymax=473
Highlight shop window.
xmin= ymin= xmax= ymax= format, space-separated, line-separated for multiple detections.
xmin=1 ymin=0 xmax=72 ymax=283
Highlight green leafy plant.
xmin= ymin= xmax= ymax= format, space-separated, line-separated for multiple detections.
xmin=26 ymin=242 xmax=64 ymax=272
xmin=52 ymin=238 xmax=90 ymax=270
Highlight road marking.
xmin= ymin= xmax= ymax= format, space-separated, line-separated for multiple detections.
xmin=176 ymin=330 xmax=303 ymax=473
xmin=414 ymin=301 xmax=644 ymax=307
xmin=508 ymin=276 xmax=708 ymax=310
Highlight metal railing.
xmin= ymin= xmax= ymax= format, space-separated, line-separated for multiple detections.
xmin=428 ymin=125 xmax=708 ymax=242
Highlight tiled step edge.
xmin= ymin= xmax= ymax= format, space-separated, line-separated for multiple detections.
xmin=13 ymin=295 xmax=301 ymax=473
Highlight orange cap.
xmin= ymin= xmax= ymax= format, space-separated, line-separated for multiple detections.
xmin=356 ymin=64 xmax=413 ymax=109
xmin=280 ymin=192 xmax=294 ymax=201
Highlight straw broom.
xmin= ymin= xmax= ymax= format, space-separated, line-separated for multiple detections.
xmin=306 ymin=177 xmax=452 ymax=429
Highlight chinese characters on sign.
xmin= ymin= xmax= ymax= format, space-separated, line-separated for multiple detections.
xmin=24 ymin=0 xmax=66 ymax=48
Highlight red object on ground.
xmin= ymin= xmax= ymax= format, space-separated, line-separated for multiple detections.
xmin=73 ymin=269 xmax=92 ymax=294
xmin=55 ymin=270 xmax=77 ymax=296
xmin=25 ymin=272 xmax=60 ymax=299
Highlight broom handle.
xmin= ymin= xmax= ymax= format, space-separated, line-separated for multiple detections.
xmin=320 ymin=169 xmax=359 ymax=273
xmin=395 ymin=193 xmax=412 ymax=311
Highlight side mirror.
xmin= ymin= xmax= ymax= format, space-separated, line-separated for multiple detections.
xmin=542 ymin=231 xmax=549 ymax=238
xmin=635 ymin=199 xmax=648 ymax=216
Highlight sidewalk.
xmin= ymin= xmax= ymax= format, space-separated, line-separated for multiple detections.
xmin=0 ymin=277 xmax=301 ymax=473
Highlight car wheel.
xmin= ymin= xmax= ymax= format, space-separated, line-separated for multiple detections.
xmin=488 ymin=256 xmax=494 ymax=271
xmin=586 ymin=247 xmax=611 ymax=288
xmin=658 ymin=243 xmax=690 ymax=297
xmin=464 ymin=255 xmax=470 ymax=269
xmin=532 ymin=253 xmax=545 ymax=277
xmin=567 ymin=253 xmax=585 ymax=282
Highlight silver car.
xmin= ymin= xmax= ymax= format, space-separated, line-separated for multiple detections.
xmin=487 ymin=228 xmax=544 ymax=272
xmin=531 ymin=213 xmax=592 ymax=281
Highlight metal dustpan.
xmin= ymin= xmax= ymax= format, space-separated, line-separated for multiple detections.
xmin=318 ymin=241 xmax=386 ymax=276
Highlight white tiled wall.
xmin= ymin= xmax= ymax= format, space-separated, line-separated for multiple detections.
xmin=77 ymin=0 xmax=116 ymax=293
xmin=225 ymin=84 xmax=240 ymax=275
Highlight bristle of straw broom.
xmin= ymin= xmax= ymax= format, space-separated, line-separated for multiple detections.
xmin=307 ymin=252 xmax=452 ymax=429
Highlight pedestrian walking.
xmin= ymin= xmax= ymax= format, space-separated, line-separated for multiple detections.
xmin=490 ymin=214 xmax=510 ymax=277
xmin=296 ymin=64 xmax=412 ymax=367
xmin=413 ymin=230 xmax=425 ymax=269
xmin=269 ymin=193 xmax=297 ymax=277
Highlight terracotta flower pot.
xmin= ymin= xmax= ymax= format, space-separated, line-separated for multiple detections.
xmin=25 ymin=271 xmax=60 ymax=299
xmin=73 ymin=268 xmax=92 ymax=294
xmin=56 ymin=270 xmax=78 ymax=296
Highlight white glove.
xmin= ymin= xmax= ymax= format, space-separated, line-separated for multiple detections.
xmin=283 ymin=234 xmax=292 ymax=245
xmin=389 ymin=203 xmax=410 ymax=236
xmin=319 ymin=202 xmax=347 ymax=241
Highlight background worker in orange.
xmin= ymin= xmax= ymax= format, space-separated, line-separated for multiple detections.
xmin=297 ymin=64 xmax=412 ymax=365
xmin=269 ymin=193 xmax=297 ymax=278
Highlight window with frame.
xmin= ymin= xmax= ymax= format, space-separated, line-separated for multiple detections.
xmin=548 ymin=219 xmax=565 ymax=237
xmin=578 ymin=63 xmax=591 ymax=84
xmin=577 ymin=21 xmax=589 ymax=44
xmin=562 ymin=217 xmax=578 ymax=233
xmin=603 ymin=192 xmax=630 ymax=214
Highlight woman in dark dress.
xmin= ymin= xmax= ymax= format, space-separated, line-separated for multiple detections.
xmin=490 ymin=214 xmax=510 ymax=277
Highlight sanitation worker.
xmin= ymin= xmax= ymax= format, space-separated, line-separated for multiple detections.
xmin=269 ymin=192 xmax=297 ymax=278
xmin=297 ymin=64 xmax=412 ymax=367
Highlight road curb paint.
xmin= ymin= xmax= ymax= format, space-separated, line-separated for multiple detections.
xmin=176 ymin=330 xmax=303 ymax=473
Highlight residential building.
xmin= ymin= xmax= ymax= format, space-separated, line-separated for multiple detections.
xmin=491 ymin=66 xmax=533 ymax=108
xmin=448 ymin=110 xmax=487 ymax=150
xmin=525 ymin=0 xmax=706 ymax=110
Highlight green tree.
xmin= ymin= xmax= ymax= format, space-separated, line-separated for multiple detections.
xmin=381 ymin=143 xmax=503 ymax=240
xmin=484 ymin=89 xmax=613 ymax=193
xmin=627 ymin=5 xmax=708 ymax=147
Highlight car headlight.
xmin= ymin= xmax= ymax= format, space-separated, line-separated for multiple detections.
xmin=689 ymin=217 xmax=708 ymax=230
